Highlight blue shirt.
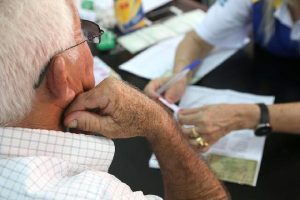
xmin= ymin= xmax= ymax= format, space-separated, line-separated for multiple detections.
xmin=195 ymin=0 xmax=300 ymax=58
xmin=252 ymin=0 xmax=300 ymax=58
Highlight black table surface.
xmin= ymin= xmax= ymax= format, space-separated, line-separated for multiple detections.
xmin=93 ymin=1 xmax=300 ymax=199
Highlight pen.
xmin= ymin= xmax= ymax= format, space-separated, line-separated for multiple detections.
xmin=158 ymin=97 xmax=180 ymax=113
xmin=156 ymin=59 xmax=201 ymax=95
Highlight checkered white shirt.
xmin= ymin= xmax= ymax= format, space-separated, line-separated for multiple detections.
xmin=0 ymin=127 xmax=161 ymax=200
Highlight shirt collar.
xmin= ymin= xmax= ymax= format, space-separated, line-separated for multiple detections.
xmin=274 ymin=2 xmax=293 ymax=27
xmin=0 ymin=127 xmax=115 ymax=173
xmin=273 ymin=2 xmax=300 ymax=41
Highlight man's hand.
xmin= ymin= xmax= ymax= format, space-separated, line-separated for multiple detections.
xmin=178 ymin=104 xmax=260 ymax=150
xmin=144 ymin=77 xmax=187 ymax=104
xmin=64 ymin=78 xmax=229 ymax=200
xmin=64 ymin=77 xmax=167 ymax=139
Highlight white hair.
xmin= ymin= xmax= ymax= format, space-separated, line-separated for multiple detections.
xmin=0 ymin=0 xmax=77 ymax=125
xmin=262 ymin=0 xmax=297 ymax=44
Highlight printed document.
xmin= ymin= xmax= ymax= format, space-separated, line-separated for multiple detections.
xmin=149 ymin=86 xmax=275 ymax=186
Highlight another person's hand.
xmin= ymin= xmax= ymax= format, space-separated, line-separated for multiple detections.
xmin=64 ymin=78 xmax=230 ymax=200
xmin=178 ymin=104 xmax=260 ymax=151
xmin=64 ymin=77 xmax=169 ymax=139
xmin=144 ymin=77 xmax=187 ymax=104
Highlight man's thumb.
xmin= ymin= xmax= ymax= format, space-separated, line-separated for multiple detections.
xmin=64 ymin=111 xmax=104 ymax=133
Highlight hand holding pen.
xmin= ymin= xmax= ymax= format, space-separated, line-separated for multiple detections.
xmin=157 ymin=59 xmax=201 ymax=95
xmin=156 ymin=59 xmax=201 ymax=111
xmin=144 ymin=59 xmax=201 ymax=104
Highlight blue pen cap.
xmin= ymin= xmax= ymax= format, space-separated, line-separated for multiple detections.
xmin=184 ymin=59 xmax=201 ymax=71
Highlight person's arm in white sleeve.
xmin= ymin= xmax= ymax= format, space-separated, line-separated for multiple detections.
xmin=176 ymin=0 xmax=253 ymax=74
xmin=144 ymin=0 xmax=252 ymax=103
xmin=195 ymin=0 xmax=252 ymax=48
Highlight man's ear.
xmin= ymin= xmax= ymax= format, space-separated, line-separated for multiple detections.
xmin=46 ymin=56 xmax=76 ymax=107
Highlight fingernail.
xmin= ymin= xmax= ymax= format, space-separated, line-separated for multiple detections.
xmin=68 ymin=120 xmax=77 ymax=128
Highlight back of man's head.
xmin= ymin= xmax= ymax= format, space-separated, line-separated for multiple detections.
xmin=0 ymin=0 xmax=76 ymax=125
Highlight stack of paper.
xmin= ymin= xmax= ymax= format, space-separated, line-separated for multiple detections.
xmin=149 ymin=86 xmax=275 ymax=186
xmin=118 ymin=9 xmax=206 ymax=53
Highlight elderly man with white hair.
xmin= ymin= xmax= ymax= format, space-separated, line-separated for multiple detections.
xmin=0 ymin=0 xmax=228 ymax=199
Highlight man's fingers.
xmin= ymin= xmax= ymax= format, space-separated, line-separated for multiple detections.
xmin=64 ymin=111 xmax=110 ymax=134
xmin=65 ymin=92 xmax=110 ymax=117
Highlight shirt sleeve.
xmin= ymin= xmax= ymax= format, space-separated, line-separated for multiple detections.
xmin=195 ymin=0 xmax=252 ymax=48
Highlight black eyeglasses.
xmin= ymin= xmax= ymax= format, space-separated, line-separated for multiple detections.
xmin=34 ymin=20 xmax=104 ymax=88
xmin=64 ymin=19 xmax=104 ymax=52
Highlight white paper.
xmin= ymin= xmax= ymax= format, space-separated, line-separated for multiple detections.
xmin=118 ymin=9 xmax=206 ymax=53
xmin=120 ymin=36 xmax=182 ymax=78
xmin=93 ymin=57 xmax=121 ymax=85
xmin=163 ymin=16 xmax=194 ymax=34
xmin=149 ymin=86 xmax=275 ymax=186
xmin=120 ymin=35 xmax=246 ymax=83
xmin=143 ymin=0 xmax=173 ymax=13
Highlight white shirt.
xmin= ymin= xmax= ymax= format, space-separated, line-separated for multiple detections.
xmin=195 ymin=0 xmax=300 ymax=48
xmin=0 ymin=127 xmax=161 ymax=200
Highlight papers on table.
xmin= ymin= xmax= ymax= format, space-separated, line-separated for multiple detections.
xmin=143 ymin=0 xmax=173 ymax=13
xmin=120 ymin=35 xmax=246 ymax=83
xmin=149 ymin=86 xmax=275 ymax=186
xmin=93 ymin=57 xmax=121 ymax=85
xmin=118 ymin=9 xmax=206 ymax=53
xmin=120 ymin=36 xmax=182 ymax=78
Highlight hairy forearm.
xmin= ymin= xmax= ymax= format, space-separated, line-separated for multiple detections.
xmin=148 ymin=115 xmax=229 ymax=200
xmin=174 ymin=31 xmax=213 ymax=79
